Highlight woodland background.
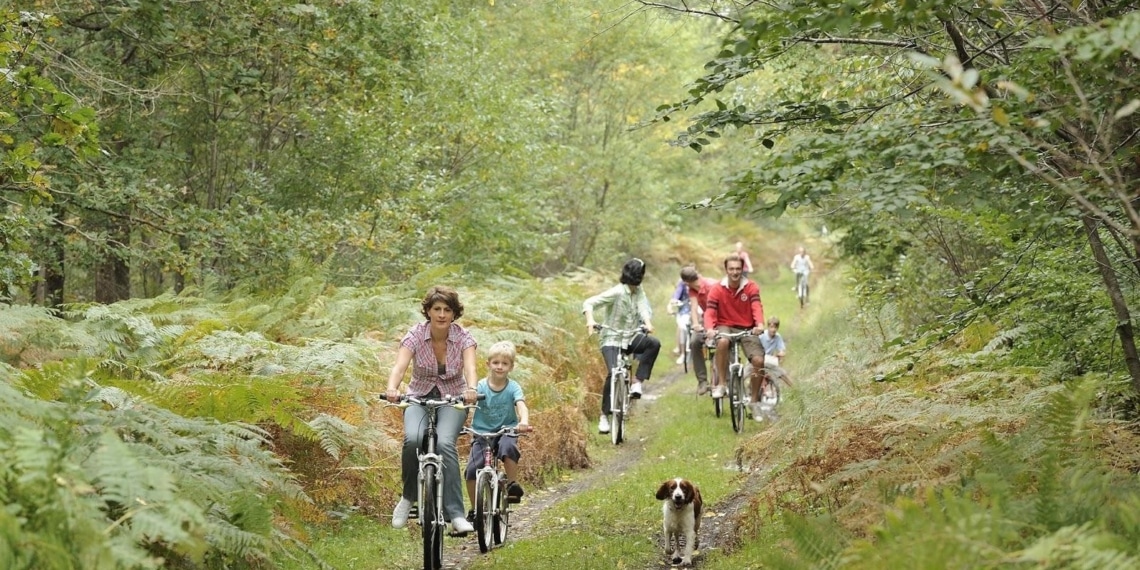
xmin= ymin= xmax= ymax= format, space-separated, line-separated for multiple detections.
xmin=3 ymin=1 xmax=1140 ymax=568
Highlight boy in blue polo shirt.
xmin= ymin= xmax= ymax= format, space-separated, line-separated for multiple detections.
xmin=465 ymin=341 xmax=530 ymax=519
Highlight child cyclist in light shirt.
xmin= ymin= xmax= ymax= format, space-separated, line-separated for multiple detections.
xmin=465 ymin=341 xmax=530 ymax=520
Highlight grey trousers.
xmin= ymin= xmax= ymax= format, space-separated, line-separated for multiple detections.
xmin=402 ymin=404 xmax=468 ymax=521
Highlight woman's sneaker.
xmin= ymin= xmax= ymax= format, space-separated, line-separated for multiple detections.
xmin=392 ymin=498 xmax=413 ymax=528
xmin=598 ymin=414 xmax=611 ymax=433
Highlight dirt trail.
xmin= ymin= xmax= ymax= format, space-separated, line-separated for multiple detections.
xmin=443 ymin=365 xmax=756 ymax=569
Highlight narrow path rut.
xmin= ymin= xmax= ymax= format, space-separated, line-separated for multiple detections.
xmin=442 ymin=364 xmax=757 ymax=569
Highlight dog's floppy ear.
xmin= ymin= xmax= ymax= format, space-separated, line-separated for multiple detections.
xmin=655 ymin=480 xmax=672 ymax=500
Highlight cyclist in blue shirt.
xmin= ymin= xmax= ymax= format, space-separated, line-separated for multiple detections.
xmin=667 ymin=278 xmax=691 ymax=365
xmin=465 ymin=341 xmax=530 ymax=519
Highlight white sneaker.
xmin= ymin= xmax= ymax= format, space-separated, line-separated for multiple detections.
xmin=711 ymin=385 xmax=725 ymax=398
xmin=675 ymin=354 xmax=685 ymax=365
xmin=630 ymin=382 xmax=643 ymax=398
xmin=392 ymin=498 xmax=413 ymax=528
xmin=450 ymin=516 xmax=474 ymax=534
xmin=598 ymin=414 xmax=611 ymax=433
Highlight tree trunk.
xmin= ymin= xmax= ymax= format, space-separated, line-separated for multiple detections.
xmin=94 ymin=252 xmax=130 ymax=303
xmin=1082 ymin=215 xmax=1140 ymax=393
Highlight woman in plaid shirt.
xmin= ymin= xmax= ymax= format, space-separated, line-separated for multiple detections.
xmin=385 ymin=285 xmax=479 ymax=534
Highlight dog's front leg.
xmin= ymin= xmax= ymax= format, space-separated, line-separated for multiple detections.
xmin=681 ymin=526 xmax=695 ymax=566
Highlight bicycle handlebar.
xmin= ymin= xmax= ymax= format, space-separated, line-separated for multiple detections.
xmin=462 ymin=425 xmax=534 ymax=439
xmin=715 ymin=330 xmax=756 ymax=340
xmin=592 ymin=323 xmax=648 ymax=335
xmin=381 ymin=393 xmax=484 ymax=409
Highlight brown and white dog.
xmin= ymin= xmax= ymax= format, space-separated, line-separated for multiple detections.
xmin=655 ymin=477 xmax=702 ymax=567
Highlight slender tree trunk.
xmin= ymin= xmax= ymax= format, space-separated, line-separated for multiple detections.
xmin=94 ymin=216 xmax=131 ymax=303
xmin=1082 ymin=215 xmax=1140 ymax=393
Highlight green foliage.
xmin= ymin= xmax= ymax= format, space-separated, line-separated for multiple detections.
xmin=0 ymin=373 xmax=304 ymax=569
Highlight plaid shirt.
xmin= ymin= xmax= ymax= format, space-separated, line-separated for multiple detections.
xmin=400 ymin=321 xmax=477 ymax=398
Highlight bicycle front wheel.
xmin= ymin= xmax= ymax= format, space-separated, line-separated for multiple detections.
xmin=493 ymin=479 xmax=510 ymax=545
xmin=612 ymin=371 xmax=627 ymax=445
xmin=729 ymin=368 xmax=745 ymax=433
xmin=474 ymin=472 xmax=495 ymax=553
xmin=710 ymin=363 xmax=722 ymax=417
xmin=420 ymin=465 xmax=443 ymax=570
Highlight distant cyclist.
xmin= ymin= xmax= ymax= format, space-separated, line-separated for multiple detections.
xmin=680 ymin=265 xmax=718 ymax=395
xmin=790 ymin=246 xmax=814 ymax=296
xmin=703 ymin=254 xmax=765 ymax=400
xmin=667 ymin=278 xmax=690 ymax=365
xmin=734 ymin=241 xmax=755 ymax=278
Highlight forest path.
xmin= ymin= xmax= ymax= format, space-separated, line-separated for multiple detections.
xmin=442 ymin=359 xmax=759 ymax=569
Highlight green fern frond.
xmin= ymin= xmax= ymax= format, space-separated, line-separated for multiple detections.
xmin=781 ymin=512 xmax=846 ymax=569
xmin=1016 ymin=523 xmax=1140 ymax=570
xmin=307 ymin=413 xmax=357 ymax=460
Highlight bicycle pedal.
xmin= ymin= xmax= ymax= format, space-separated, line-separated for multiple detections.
xmin=507 ymin=496 xmax=521 ymax=504
xmin=408 ymin=507 xmax=418 ymax=519
xmin=447 ymin=530 xmax=469 ymax=538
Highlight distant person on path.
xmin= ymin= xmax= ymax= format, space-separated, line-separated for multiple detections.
xmin=734 ymin=241 xmax=754 ymax=278
xmin=465 ymin=341 xmax=530 ymax=520
xmin=680 ymin=265 xmax=719 ymax=395
xmin=790 ymin=246 xmax=814 ymax=295
xmin=582 ymin=258 xmax=661 ymax=434
xmin=667 ymin=278 xmax=691 ymax=365
xmin=385 ymin=285 xmax=478 ymax=535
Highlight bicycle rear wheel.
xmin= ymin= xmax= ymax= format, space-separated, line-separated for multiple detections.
xmin=420 ymin=465 xmax=443 ymax=570
xmin=729 ymin=368 xmax=745 ymax=433
xmin=493 ymin=481 xmax=510 ymax=545
xmin=474 ymin=472 xmax=495 ymax=553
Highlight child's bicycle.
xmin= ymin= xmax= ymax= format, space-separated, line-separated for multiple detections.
xmin=593 ymin=323 xmax=646 ymax=445
xmin=756 ymin=355 xmax=788 ymax=421
xmin=461 ymin=425 xmax=533 ymax=553
xmin=385 ymin=394 xmax=477 ymax=570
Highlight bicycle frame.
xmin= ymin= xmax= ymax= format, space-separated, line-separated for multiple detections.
xmin=387 ymin=395 xmax=472 ymax=570
xmin=463 ymin=426 xmax=527 ymax=553
xmin=717 ymin=330 xmax=752 ymax=433
xmin=593 ymin=324 xmax=645 ymax=445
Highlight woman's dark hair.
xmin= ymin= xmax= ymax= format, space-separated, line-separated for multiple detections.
xmin=620 ymin=258 xmax=646 ymax=286
xmin=421 ymin=285 xmax=464 ymax=320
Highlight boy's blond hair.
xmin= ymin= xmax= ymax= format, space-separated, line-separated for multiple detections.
xmin=486 ymin=340 xmax=517 ymax=364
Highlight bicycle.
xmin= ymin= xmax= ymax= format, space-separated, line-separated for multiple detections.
xmin=795 ymin=271 xmax=810 ymax=308
xmin=385 ymin=394 xmax=476 ymax=570
xmin=462 ymin=425 xmax=532 ymax=553
xmin=717 ymin=330 xmax=754 ymax=433
xmin=756 ymin=355 xmax=785 ymax=421
xmin=593 ymin=324 xmax=646 ymax=445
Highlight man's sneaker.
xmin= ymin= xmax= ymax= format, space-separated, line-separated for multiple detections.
xmin=711 ymin=385 xmax=725 ymax=398
xmin=392 ymin=498 xmax=413 ymax=529
xmin=697 ymin=380 xmax=710 ymax=395
xmin=675 ymin=354 xmax=685 ymax=365
xmin=630 ymin=382 xmax=643 ymax=399
xmin=598 ymin=414 xmax=611 ymax=434
xmin=451 ymin=516 xmax=474 ymax=534
xmin=506 ymin=480 xmax=524 ymax=503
